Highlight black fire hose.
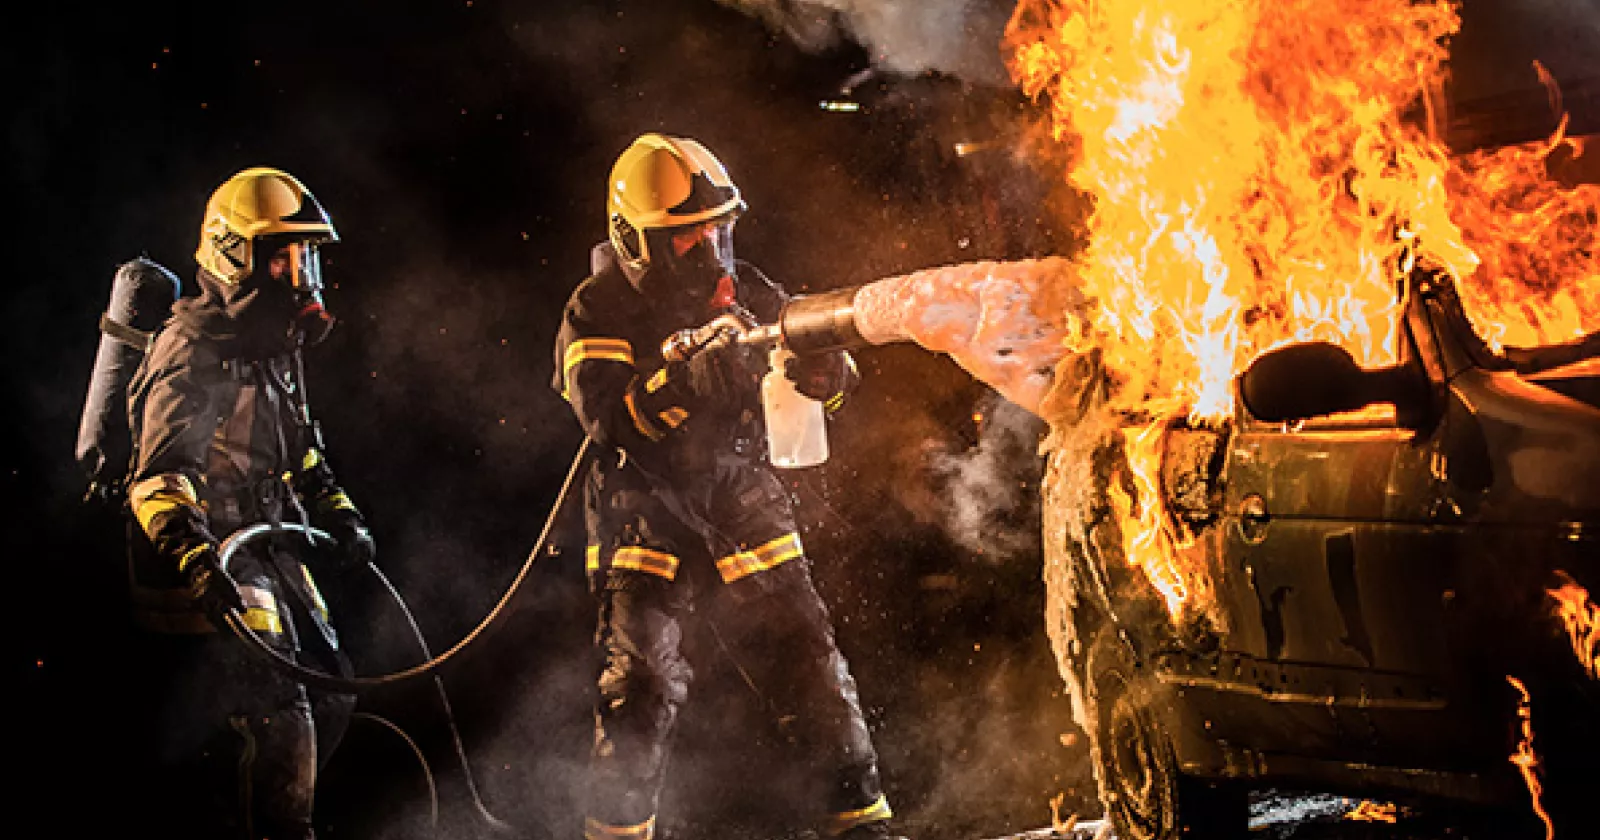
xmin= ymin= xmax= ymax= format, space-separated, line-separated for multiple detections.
xmin=217 ymin=434 xmax=591 ymax=691
xmin=213 ymin=435 xmax=591 ymax=834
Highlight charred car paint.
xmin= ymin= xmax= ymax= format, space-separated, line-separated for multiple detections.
xmin=1043 ymin=268 xmax=1600 ymax=839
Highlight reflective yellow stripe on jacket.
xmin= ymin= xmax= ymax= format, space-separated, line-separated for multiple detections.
xmin=588 ymin=544 xmax=680 ymax=581
xmin=562 ymin=337 xmax=634 ymax=400
xmin=584 ymin=816 xmax=655 ymax=840
xmin=715 ymin=532 xmax=803 ymax=583
xmin=823 ymin=795 xmax=893 ymax=836
xmin=624 ymin=378 xmax=665 ymax=441
xmin=318 ymin=490 xmax=357 ymax=514
xmin=129 ymin=582 xmax=283 ymax=635
xmin=128 ymin=473 xmax=201 ymax=538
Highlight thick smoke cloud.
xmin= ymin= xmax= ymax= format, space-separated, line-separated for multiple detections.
xmin=717 ymin=0 xmax=1016 ymax=85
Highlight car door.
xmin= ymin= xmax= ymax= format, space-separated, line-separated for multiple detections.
xmin=1217 ymin=393 xmax=1477 ymax=765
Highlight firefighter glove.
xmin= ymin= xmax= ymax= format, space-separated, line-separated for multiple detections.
xmin=785 ymin=350 xmax=857 ymax=403
xmin=182 ymin=545 xmax=246 ymax=621
xmin=327 ymin=513 xmax=377 ymax=572
xmin=684 ymin=337 xmax=765 ymax=404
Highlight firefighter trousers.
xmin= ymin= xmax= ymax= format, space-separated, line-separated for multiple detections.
xmin=585 ymin=567 xmax=890 ymax=840
xmin=122 ymin=542 xmax=355 ymax=839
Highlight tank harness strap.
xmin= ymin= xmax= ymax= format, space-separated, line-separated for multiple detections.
xmin=99 ymin=312 xmax=154 ymax=351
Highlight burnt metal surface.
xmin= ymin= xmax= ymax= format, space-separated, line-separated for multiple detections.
xmin=1042 ymin=265 xmax=1600 ymax=821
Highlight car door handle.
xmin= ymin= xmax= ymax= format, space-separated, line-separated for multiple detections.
xmin=1238 ymin=493 xmax=1269 ymax=544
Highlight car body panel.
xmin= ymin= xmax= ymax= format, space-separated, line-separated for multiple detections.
xmin=1049 ymin=271 xmax=1600 ymax=806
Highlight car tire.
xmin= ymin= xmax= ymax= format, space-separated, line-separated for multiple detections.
xmin=1091 ymin=648 xmax=1247 ymax=840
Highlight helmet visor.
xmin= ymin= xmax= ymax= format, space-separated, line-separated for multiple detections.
xmin=280 ymin=240 xmax=325 ymax=296
xmin=668 ymin=219 xmax=735 ymax=267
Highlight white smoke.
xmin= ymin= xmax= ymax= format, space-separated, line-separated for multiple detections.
xmin=715 ymin=0 xmax=1015 ymax=86
xmin=926 ymin=394 xmax=1046 ymax=561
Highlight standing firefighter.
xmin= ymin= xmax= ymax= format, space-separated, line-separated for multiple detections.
xmin=554 ymin=133 xmax=900 ymax=840
xmin=122 ymin=167 xmax=374 ymax=838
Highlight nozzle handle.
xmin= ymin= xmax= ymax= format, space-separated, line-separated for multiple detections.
xmin=661 ymin=312 xmax=758 ymax=362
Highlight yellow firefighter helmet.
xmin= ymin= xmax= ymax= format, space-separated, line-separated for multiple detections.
xmin=607 ymin=133 xmax=746 ymax=276
xmin=196 ymin=167 xmax=339 ymax=284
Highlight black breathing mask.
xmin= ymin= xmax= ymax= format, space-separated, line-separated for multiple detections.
xmin=643 ymin=221 xmax=737 ymax=316
xmin=259 ymin=238 xmax=336 ymax=345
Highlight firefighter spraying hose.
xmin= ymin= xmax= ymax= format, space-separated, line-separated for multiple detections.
xmin=87 ymin=154 xmax=1071 ymax=840
xmin=205 ymin=244 xmax=1068 ymax=691
xmin=220 ymin=284 xmax=879 ymax=693
xmin=664 ymin=254 xmax=1080 ymax=420
xmin=214 ymin=282 xmax=888 ymax=694
xmin=215 ymin=265 xmax=1032 ymax=694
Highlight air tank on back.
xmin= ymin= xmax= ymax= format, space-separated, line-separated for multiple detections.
xmin=76 ymin=257 xmax=181 ymax=497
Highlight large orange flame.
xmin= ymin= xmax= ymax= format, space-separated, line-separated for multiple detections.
xmin=1451 ymin=125 xmax=1600 ymax=352
xmin=1005 ymin=0 xmax=1600 ymax=622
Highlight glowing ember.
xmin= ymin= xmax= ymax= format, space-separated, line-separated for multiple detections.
xmin=1548 ymin=570 xmax=1600 ymax=681
xmin=1507 ymin=675 xmax=1556 ymax=840
xmin=1343 ymin=800 xmax=1398 ymax=824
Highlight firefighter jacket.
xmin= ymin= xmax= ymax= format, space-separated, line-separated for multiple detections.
xmin=561 ymin=245 xmax=892 ymax=840
xmin=553 ymin=243 xmax=853 ymax=595
xmin=125 ymin=269 xmax=361 ymax=640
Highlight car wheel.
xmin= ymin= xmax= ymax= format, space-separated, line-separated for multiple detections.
xmin=1092 ymin=657 xmax=1247 ymax=840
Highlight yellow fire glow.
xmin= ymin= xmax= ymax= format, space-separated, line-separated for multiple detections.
xmin=1005 ymin=0 xmax=1600 ymax=621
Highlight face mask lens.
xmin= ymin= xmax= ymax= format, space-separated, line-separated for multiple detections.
xmin=708 ymin=223 xmax=734 ymax=267
xmin=287 ymin=241 xmax=324 ymax=295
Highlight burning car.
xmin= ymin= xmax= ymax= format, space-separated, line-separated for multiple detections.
xmin=1038 ymin=263 xmax=1600 ymax=839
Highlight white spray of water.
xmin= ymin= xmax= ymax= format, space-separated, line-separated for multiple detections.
xmin=852 ymin=256 xmax=1085 ymax=416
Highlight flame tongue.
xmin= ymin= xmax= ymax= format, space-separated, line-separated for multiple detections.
xmin=1451 ymin=128 xmax=1600 ymax=352
xmin=1006 ymin=0 xmax=1475 ymax=428
xmin=1003 ymin=0 xmax=1600 ymax=623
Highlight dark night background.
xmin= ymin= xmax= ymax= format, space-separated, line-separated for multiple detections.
xmin=9 ymin=1 xmax=1597 ymax=838
xmin=8 ymin=2 xmax=1087 ymax=838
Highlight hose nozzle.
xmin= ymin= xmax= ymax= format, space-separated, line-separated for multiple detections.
xmin=660 ymin=312 xmax=758 ymax=362
xmin=765 ymin=286 xmax=866 ymax=355
xmin=663 ymin=285 xmax=873 ymax=362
